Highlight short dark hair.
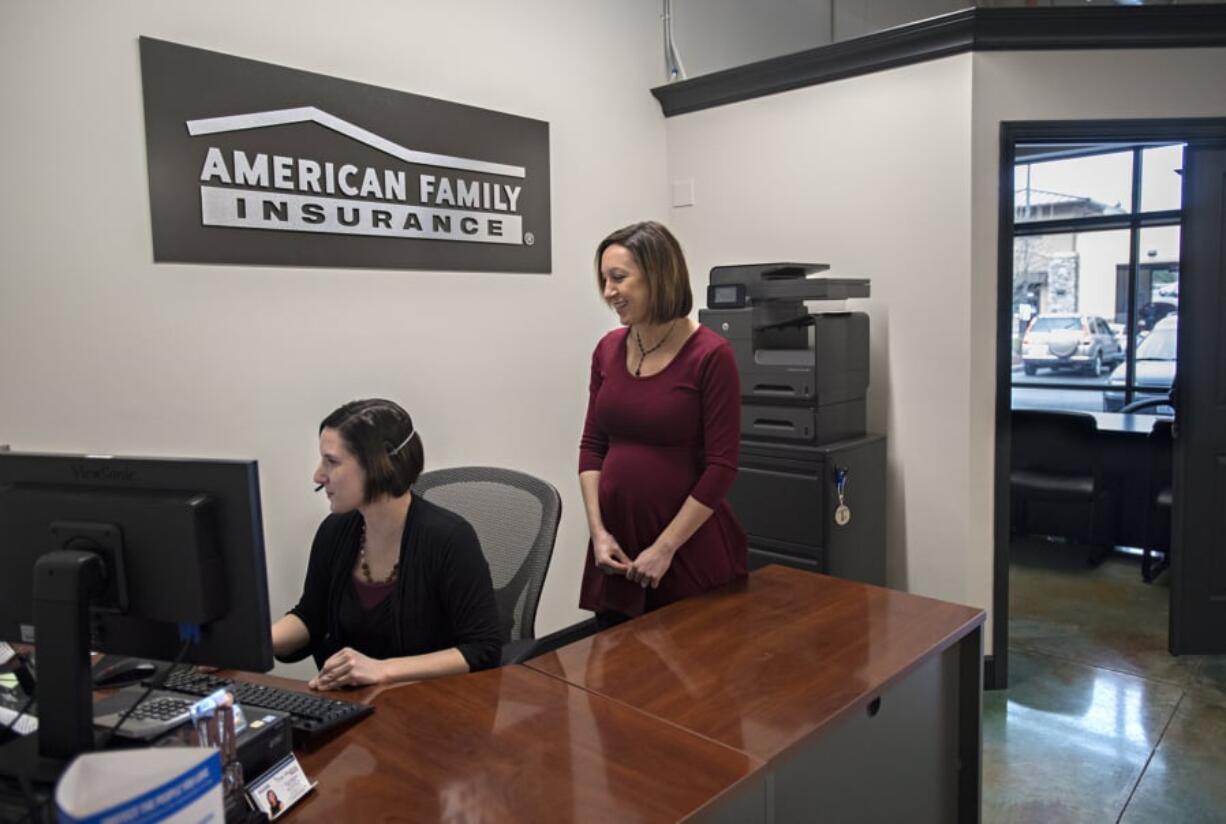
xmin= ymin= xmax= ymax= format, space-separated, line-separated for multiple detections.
xmin=595 ymin=221 xmax=693 ymax=323
xmin=319 ymin=399 xmax=424 ymax=503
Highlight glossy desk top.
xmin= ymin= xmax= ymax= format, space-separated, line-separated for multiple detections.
xmin=527 ymin=565 xmax=984 ymax=764
xmin=283 ymin=664 xmax=763 ymax=823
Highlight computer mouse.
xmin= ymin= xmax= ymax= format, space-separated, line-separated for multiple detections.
xmin=92 ymin=656 xmax=159 ymax=688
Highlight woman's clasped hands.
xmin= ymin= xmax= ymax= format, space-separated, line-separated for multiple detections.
xmin=593 ymin=530 xmax=674 ymax=590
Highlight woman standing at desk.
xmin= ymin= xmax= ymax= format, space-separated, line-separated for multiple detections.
xmin=272 ymin=399 xmax=501 ymax=689
xmin=578 ymin=221 xmax=747 ymax=626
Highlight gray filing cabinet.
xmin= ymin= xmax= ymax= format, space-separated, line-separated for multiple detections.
xmin=731 ymin=434 xmax=886 ymax=586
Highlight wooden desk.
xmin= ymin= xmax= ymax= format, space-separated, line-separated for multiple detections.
xmin=282 ymin=665 xmax=766 ymax=823
xmin=527 ymin=566 xmax=985 ymax=824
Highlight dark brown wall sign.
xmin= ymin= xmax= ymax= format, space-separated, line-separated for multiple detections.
xmin=140 ymin=37 xmax=551 ymax=273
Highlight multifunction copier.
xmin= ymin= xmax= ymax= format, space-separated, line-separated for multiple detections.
xmin=700 ymin=263 xmax=886 ymax=585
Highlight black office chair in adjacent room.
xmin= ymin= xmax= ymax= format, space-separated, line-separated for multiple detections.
xmin=1010 ymin=409 xmax=1113 ymax=565
xmin=1119 ymin=394 xmax=1175 ymax=582
xmin=1142 ymin=418 xmax=1174 ymax=583
xmin=413 ymin=466 xmax=561 ymax=664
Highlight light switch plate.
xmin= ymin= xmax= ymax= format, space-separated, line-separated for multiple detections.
xmin=671 ymin=179 xmax=694 ymax=207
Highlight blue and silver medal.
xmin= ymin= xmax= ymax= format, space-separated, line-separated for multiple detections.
xmin=834 ymin=467 xmax=851 ymax=526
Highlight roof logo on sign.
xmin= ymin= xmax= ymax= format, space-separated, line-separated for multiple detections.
xmin=186 ymin=106 xmax=526 ymax=179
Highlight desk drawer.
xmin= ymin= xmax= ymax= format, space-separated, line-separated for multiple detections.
xmin=730 ymin=464 xmax=825 ymax=549
xmin=748 ymin=544 xmax=822 ymax=573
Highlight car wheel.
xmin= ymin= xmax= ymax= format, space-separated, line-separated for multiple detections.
xmin=1024 ymin=363 xmax=1037 ymax=376
xmin=1090 ymin=352 xmax=1104 ymax=377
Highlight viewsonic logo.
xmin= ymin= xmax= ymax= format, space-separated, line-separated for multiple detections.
xmin=70 ymin=464 xmax=137 ymax=483
xmin=189 ymin=107 xmax=531 ymax=246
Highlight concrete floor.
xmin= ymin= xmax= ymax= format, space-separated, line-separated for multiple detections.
xmin=984 ymin=539 xmax=1226 ymax=823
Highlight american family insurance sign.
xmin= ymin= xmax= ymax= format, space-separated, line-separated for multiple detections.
xmin=140 ymin=37 xmax=551 ymax=273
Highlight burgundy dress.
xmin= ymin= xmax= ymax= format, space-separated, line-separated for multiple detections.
xmin=578 ymin=325 xmax=747 ymax=617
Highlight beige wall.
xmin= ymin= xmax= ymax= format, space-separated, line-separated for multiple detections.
xmin=969 ymin=47 xmax=1226 ymax=652
xmin=667 ymin=45 xmax=1226 ymax=656
xmin=0 ymin=0 xmax=666 ymax=676
xmin=665 ymin=55 xmax=977 ymax=609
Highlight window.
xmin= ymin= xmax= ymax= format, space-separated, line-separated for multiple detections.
xmin=1011 ymin=143 xmax=1182 ymax=416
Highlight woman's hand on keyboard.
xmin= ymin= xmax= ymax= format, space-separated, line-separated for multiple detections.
xmin=309 ymin=647 xmax=387 ymax=690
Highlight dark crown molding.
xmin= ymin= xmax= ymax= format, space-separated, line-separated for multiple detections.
xmin=651 ymin=6 xmax=1226 ymax=118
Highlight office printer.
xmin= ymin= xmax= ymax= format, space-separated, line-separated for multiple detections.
xmin=699 ymin=263 xmax=885 ymax=585
xmin=701 ymin=263 xmax=870 ymax=444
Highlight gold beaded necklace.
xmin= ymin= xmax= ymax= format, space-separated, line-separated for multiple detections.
xmin=358 ymin=520 xmax=398 ymax=584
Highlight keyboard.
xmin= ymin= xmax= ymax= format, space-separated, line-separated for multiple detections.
xmin=154 ymin=668 xmax=373 ymax=747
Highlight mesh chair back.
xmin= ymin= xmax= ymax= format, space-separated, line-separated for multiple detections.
xmin=414 ymin=466 xmax=561 ymax=643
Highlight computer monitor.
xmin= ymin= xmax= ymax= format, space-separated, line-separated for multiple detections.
xmin=0 ymin=450 xmax=273 ymax=764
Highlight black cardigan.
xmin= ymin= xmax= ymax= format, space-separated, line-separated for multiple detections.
xmin=281 ymin=496 xmax=502 ymax=672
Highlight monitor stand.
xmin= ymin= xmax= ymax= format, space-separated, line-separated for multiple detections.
xmin=0 ymin=549 xmax=106 ymax=790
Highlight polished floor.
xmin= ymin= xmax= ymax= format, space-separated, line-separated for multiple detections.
xmin=984 ymin=539 xmax=1226 ymax=823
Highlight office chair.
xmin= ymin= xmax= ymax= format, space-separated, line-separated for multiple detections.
xmin=414 ymin=466 xmax=561 ymax=664
xmin=1010 ymin=409 xmax=1112 ymax=565
xmin=1142 ymin=419 xmax=1173 ymax=583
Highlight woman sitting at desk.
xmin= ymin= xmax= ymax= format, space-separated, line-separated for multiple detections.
xmin=271 ymin=399 xmax=501 ymax=689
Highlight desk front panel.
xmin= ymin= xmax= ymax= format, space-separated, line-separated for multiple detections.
xmin=527 ymin=566 xmax=984 ymax=823
xmin=287 ymin=665 xmax=766 ymax=823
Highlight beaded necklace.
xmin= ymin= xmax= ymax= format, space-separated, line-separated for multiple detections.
xmin=633 ymin=320 xmax=678 ymax=377
xmin=357 ymin=520 xmax=399 ymax=584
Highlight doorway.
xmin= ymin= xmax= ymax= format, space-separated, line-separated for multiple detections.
xmin=992 ymin=119 xmax=1226 ymax=691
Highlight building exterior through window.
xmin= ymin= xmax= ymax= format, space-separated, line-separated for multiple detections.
xmin=1010 ymin=143 xmax=1182 ymax=416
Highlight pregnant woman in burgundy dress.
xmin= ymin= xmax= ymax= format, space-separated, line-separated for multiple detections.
xmin=578 ymin=221 xmax=747 ymax=625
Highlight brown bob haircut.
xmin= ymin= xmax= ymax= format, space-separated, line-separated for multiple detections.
xmin=320 ymin=399 xmax=424 ymax=503
xmin=595 ymin=221 xmax=693 ymax=324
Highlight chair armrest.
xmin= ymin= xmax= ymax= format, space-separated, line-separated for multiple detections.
xmin=500 ymin=617 xmax=600 ymax=666
xmin=499 ymin=639 xmax=541 ymax=666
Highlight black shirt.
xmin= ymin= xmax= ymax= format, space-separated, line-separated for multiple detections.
xmin=280 ymin=496 xmax=502 ymax=672
xmin=336 ymin=580 xmax=398 ymax=661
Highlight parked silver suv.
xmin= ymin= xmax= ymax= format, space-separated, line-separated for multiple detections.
xmin=1022 ymin=313 xmax=1125 ymax=377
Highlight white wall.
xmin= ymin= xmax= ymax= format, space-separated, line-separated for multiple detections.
xmin=673 ymin=0 xmax=830 ymax=78
xmin=665 ymin=55 xmax=976 ymax=610
xmin=833 ymin=0 xmax=968 ymax=42
xmin=969 ymin=47 xmax=1226 ymax=651
xmin=670 ymin=0 xmax=969 ymax=80
xmin=0 ymin=0 xmax=667 ymax=676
